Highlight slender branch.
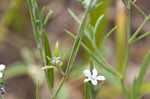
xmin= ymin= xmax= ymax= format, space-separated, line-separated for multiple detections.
xmin=130 ymin=1 xmax=147 ymax=18
xmin=129 ymin=15 xmax=150 ymax=44
xmin=121 ymin=0 xmax=131 ymax=98
xmin=131 ymin=31 xmax=150 ymax=43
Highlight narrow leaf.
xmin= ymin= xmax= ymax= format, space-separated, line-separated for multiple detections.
xmin=54 ymin=41 xmax=59 ymax=57
xmin=132 ymin=51 xmax=150 ymax=97
xmin=65 ymin=30 xmax=121 ymax=78
xmin=93 ymin=14 xmax=104 ymax=40
xmin=67 ymin=9 xmax=81 ymax=25
xmin=131 ymin=31 xmax=150 ymax=43
xmin=43 ymin=32 xmax=54 ymax=89
xmin=101 ymin=26 xmax=118 ymax=47
xmin=43 ymin=10 xmax=53 ymax=27
xmin=40 ymin=7 xmax=45 ymax=21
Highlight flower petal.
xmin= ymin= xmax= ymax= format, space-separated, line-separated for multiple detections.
xmin=0 ymin=64 xmax=5 ymax=71
xmin=0 ymin=73 xmax=3 ymax=78
xmin=84 ymin=78 xmax=90 ymax=82
xmin=91 ymin=79 xmax=97 ymax=85
xmin=83 ymin=69 xmax=91 ymax=77
xmin=92 ymin=68 xmax=98 ymax=77
xmin=96 ymin=76 xmax=106 ymax=81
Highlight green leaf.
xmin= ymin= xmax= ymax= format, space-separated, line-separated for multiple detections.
xmin=84 ymin=25 xmax=94 ymax=42
xmin=93 ymin=14 xmax=104 ymax=41
xmin=132 ymin=31 xmax=150 ymax=43
xmin=65 ymin=30 xmax=121 ymax=78
xmin=101 ymin=26 xmax=118 ymax=47
xmin=129 ymin=15 xmax=150 ymax=44
xmin=67 ymin=9 xmax=80 ymax=25
xmin=89 ymin=0 xmax=110 ymax=46
xmin=54 ymin=41 xmax=59 ymax=57
xmin=43 ymin=32 xmax=54 ymax=89
xmin=40 ymin=7 xmax=45 ymax=21
xmin=132 ymin=51 xmax=150 ymax=98
xmin=5 ymin=63 xmax=28 ymax=79
xmin=43 ymin=10 xmax=53 ymax=27
xmin=65 ymin=30 xmax=122 ymax=91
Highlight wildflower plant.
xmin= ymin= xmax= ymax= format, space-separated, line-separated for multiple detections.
xmin=26 ymin=0 xmax=150 ymax=99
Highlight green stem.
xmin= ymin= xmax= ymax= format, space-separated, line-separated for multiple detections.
xmin=36 ymin=80 xmax=39 ymax=99
xmin=52 ymin=1 xmax=93 ymax=98
xmin=84 ymin=83 xmax=89 ymax=99
xmin=121 ymin=0 xmax=131 ymax=98
xmin=127 ymin=0 xmax=131 ymax=38
xmin=130 ymin=1 xmax=147 ymax=18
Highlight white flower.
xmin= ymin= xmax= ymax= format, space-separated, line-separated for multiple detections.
xmin=0 ymin=64 xmax=6 ymax=78
xmin=83 ymin=68 xmax=106 ymax=85
xmin=51 ymin=57 xmax=62 ymax=65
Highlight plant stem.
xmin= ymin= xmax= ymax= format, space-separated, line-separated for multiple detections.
xmin=84 ymin=83 xmax=89 ymax=99
xmin=127 ymin=0 xmax=131 ymax=38
xmin=121 ymin=0 xmax=131 ymax=98
xmin=52 ymin=1 xmax=93 ymax=98
xmin=36 ymin=80 xmax=39 ymax=99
